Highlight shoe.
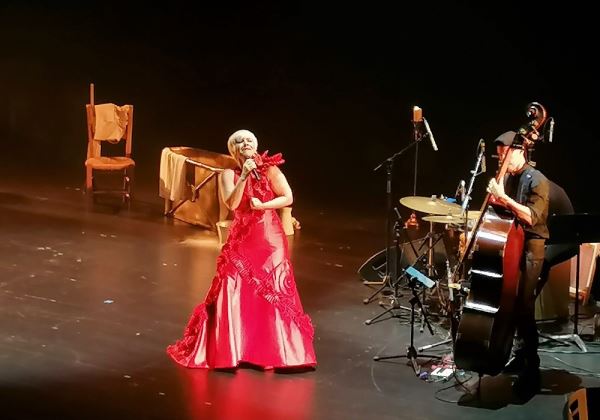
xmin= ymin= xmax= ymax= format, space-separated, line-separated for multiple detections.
xmin=512 ymin=368 xmax=541 ymax=400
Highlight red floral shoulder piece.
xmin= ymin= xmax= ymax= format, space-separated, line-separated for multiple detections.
xmin=255 ymin=150 xmax=285 ymax=169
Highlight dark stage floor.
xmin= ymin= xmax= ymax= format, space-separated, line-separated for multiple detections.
xmin=1 ymin=170 xmax=599 ymax=420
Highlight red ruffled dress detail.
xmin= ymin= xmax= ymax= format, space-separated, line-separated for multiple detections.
xmin=167 ymin=152 xmax=316 ymax=369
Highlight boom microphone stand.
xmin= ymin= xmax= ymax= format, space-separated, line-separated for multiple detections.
xmin=363 ymin=106 xmax=438 ymax=304
xmin=363 ymin=131 xmax=428 ymax=304
xmin=417 ymin=140 xmax=486 ymax=352
xmin=450 ymin=139 xmax=487 ymax=284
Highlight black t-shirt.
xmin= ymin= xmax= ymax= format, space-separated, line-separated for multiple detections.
xmin=503 ymin=164 xmax=550 ymax=239
xmin=548 ymin=180 xmax=574 ymax=216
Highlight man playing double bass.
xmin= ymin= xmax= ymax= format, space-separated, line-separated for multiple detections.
xmin=486 ymin=130 xmax=550 ymax=398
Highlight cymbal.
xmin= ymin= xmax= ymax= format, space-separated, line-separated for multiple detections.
xmin=399 ymin=196 xmax=462 ymax=215
xmin=422 ymin=211 xmax=481 ymax=225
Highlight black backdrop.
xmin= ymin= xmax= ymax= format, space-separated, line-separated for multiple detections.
xmin=1 ymin=2 xmax=597 ymax=213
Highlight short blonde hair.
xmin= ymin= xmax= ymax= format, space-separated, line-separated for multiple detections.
xmin=227 ymin=129 xmax=258 ymax=158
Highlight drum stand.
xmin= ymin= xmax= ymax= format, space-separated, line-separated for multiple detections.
xmin=418 ymin=220 xmax=440 ymax=332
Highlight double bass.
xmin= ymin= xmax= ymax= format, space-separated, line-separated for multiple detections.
xmin=453 ymin=103 xmax=549 ymax=375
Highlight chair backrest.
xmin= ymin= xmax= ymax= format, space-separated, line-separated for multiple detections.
xmin=86 ymin=103 xmax=134 ymax=160
xmin=85 ymin=83 xmax=134 ymax=160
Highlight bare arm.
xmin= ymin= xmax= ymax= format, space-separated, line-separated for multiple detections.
xmin=250 ymin=166 xmax=293 ymax=210
xmin=498 ymin=195 xmax=533 ymax=226
xmin=219 ymin=169 xmax=248 ymax=211
xmin=488 ymin=177 xmax=540 ymax=226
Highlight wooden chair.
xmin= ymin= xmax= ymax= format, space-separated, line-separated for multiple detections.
xmin=566 ymin=388 xmax=588 ymax=420
xmin=84 ymin=83 xmax=135 ymax=206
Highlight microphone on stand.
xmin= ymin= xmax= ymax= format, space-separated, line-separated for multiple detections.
xmin=455 ymin=180 xmax=466 ymax=204
xmin=547 ymin=117 xmax=555 ymax=143
xmin=412 ymin=106 xmax=423 ymax=124
xmin=412 ymin=105 xmax=438 ymax=151
xmin=412 ymin=106 xmax=423 ymax=141
xmin=479 ymin=139 xmax=486 ymax=173
xmin=423 ymin=118 xmax=438 ymax=151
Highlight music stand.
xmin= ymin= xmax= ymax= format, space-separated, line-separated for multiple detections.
xmin=373 ymin=266 xmax=441 ymax=376
xmin=544 ymin=213 xmax=600 ymax=352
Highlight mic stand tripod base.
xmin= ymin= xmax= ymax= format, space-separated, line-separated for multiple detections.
xmin=363 ymin=280 xmax=386 ymax=285
xmin=539 ymin=333 xmax=588 ymax=353
xmin=417 ymin=337 xmax=452 ymax=352
xmin=364 ymin=297 xmax=411 ymax=325
xmin=362 ymin=280 xmax=393 ymax=305
xmin=373 ymin=346 xmax=441 ymax=377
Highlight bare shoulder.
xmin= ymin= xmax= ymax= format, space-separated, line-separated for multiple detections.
xmin=219 ymin=168 xmax=235 ymax=186
xmin=221 ymin=168 xmax=235 ymax=178
xmin=266 ymin=166 xmax=284 ymax=177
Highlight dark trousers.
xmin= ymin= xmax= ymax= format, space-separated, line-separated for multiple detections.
xmin=513 ymin=238 xmax=546 ymax=369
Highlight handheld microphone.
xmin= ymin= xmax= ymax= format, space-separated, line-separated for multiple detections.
xmin=479 ymin=139 xmax=486 ymax=173
xmin=251 ymin=154 xmax=261 ymax=180
xmin=422 ymin=117 xmax=438 ymax=151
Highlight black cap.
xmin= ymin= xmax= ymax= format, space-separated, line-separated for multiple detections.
xmin=493 ymin=131 xmax=517 ymax=146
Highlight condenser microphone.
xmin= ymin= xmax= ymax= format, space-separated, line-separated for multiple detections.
xmin=455 ymin=180 xmax=466 ymax=203
xmin=547 ymin=117 xmax=554 ymax=143
xmin=479 ymin=139 xmax=486 ymax=173
xmin=422 ymin=118 xmax=438 ymax=151
xmin=412 ymin=106 xmax=423 ymax=123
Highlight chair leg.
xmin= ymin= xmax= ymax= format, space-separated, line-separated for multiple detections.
xmin=128 ymin=166 xmax=135 ymax=202
xmin=85 ymin=166 xmax=94 ymax=194
xmin=122 ymin=166 xmax=134 ymax=210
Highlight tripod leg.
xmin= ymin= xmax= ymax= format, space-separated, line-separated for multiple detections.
xmin=365 ymin=306 xmax=395 ymax=325
xmin=417 ymin=338 xmax=452 ymax=352
xmin=373 ymin=353 xmax=406 ymax=362
xmin=573 ymin=335 xmax=588 ymax=352
xmin=363 ymin=281 xmax=389 ymax=304
xmin=407 ymin=345 xmax=421 ymax=376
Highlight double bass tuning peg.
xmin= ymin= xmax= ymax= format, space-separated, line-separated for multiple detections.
xmin=519 ymin=102 xmax=550 ymax=146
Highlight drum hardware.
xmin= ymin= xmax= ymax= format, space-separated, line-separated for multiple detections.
xmin=364 ymin=209 xmax=425 ymax=325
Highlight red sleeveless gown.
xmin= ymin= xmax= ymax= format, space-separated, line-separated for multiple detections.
xmin=167 ymin=152 xmax=316 ymax=369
